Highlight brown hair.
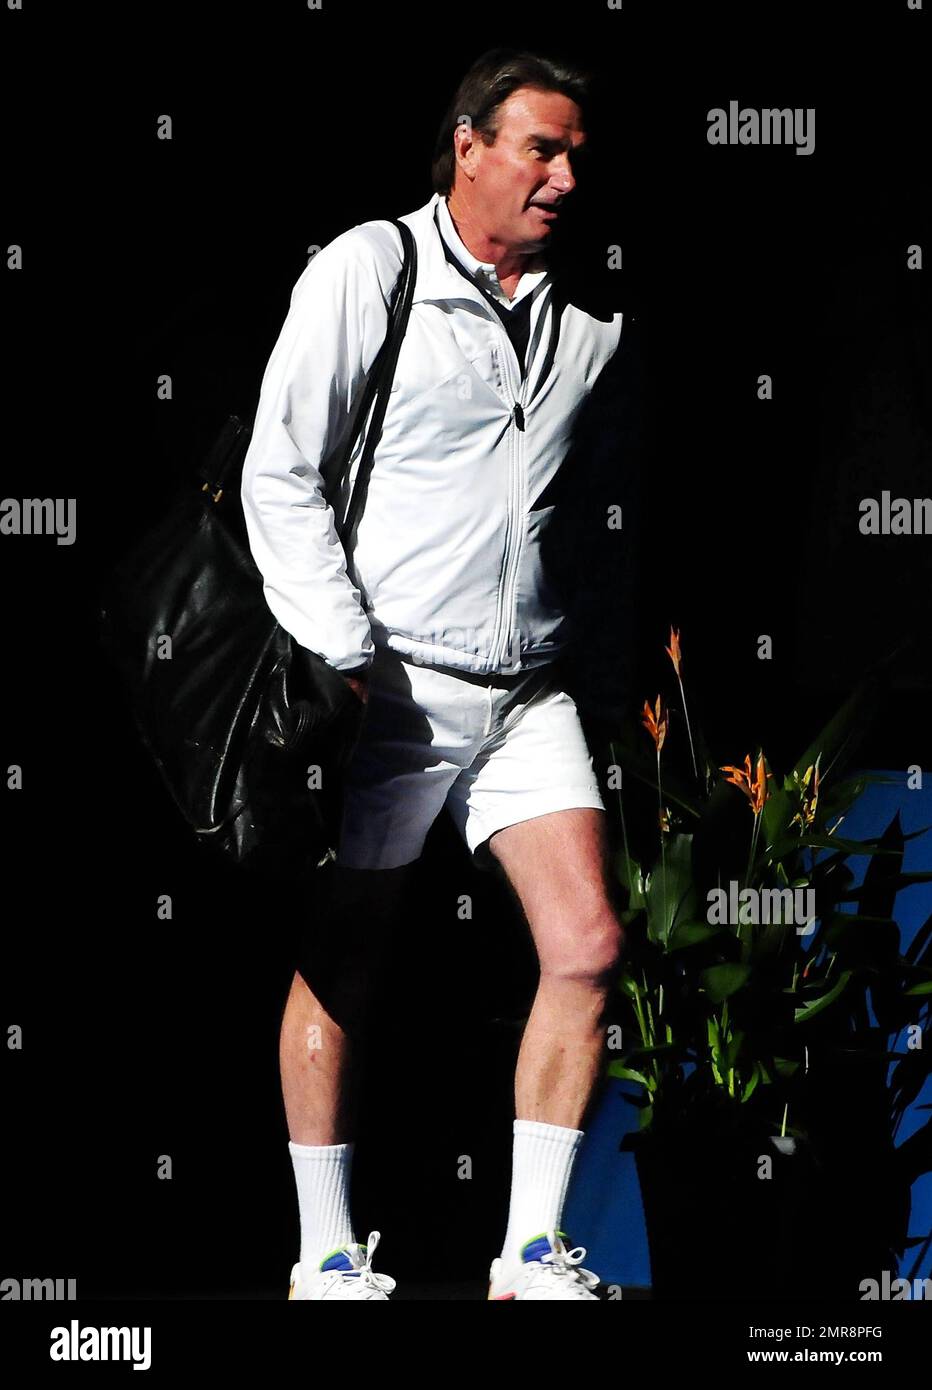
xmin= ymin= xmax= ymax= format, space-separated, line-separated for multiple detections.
xmin=430 ymin=48 xmax=593 ymax=197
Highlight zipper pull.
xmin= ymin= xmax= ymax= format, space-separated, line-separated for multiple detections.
xmin=513 ymin=402 xmax=525 ymax=431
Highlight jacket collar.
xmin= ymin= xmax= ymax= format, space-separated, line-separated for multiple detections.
xmin=397 ymin=192 xmax=565 ymax=401
xmin=402 ymin=192 xmax=550 ymax=309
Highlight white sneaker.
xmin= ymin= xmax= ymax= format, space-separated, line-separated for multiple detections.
xmin=488 ymin=1229 xmax=601 ymax=1301
xmin=288 ymin=1230 xmax=396 ymax=1300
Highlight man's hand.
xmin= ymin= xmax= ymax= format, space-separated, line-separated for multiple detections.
xmin=342 ymin=669 xmax=370 ymax=706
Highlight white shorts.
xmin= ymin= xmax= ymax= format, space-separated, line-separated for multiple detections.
xmin=336 ymin=646 xmax=605 ymax=871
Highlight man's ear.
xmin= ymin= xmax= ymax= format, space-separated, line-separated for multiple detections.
xmin=452 ymin=116 xmax=480 ymax=181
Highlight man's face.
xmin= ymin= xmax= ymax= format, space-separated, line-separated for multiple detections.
xmin=452 ymin=86 xmax=588 ymax=253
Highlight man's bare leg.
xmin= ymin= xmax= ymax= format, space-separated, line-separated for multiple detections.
xmin=486 ymin=808 xmax=624 ymax=1285
xmin=280 ymin=861 xmax=415 ymax=1293
xmin=280 ymin=862 xmax=416 ymax=1145
xmin=487 ymin=808 xmax=624 ymax=1130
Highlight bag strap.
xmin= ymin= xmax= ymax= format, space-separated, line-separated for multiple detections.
xmin=197 ymin=217 xmax=416 ymax=514
xmin=330 ymin=217 xmax=417 ymax=548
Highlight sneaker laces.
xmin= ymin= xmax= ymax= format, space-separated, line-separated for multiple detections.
xmin=340 ymin=1230 xmax=396 ymax=1298
xmin=533 ymin=1230 xmax=600 ymax=1297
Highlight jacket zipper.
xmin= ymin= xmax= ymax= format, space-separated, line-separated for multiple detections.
xmin=489 ymin=318 xmax=530 ymax=670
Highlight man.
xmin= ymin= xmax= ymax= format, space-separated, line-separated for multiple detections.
xmin=241 ymin=47 xmax=630 ymax=1301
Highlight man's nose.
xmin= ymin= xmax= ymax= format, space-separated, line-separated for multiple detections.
xmin=548 ymin=158 xmax=576 ymax=195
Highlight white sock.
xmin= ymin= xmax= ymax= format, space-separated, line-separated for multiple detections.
xmin=288 ymin=1140 xmax=357 ymax=1277
xmin=499 ymin=1119 xmax=585 ymax=1267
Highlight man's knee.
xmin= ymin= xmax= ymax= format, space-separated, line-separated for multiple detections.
xmin=538 ymin=900 xmax=626 ymax=983
xmin=292 ymin=928 xmax=380 ymax=1037
xmin=294 ymin=860 xmax=415 ymax=1026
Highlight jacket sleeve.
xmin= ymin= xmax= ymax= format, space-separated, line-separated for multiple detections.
xmin=240 ymin=227 xmax=397 ymax=673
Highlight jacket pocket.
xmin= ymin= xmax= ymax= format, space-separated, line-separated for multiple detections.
xmin=516 ymin=504 xmax=567 ymax=633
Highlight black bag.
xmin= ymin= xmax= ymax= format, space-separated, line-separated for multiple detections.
xmin=99 ymin=218 xmax=417 ymax=879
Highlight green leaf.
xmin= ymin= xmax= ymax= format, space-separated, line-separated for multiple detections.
xmin=794 ymin=968 xmax=854 ymax=1022
xmin=668 ymin=920 xmax=724 ymax=950
xmin=761 ymin=786 xmax=794 ymax=855
xmin=707 ymin=1015 xmax=723 ymax=1080
xmin=755 ymin=920 xmax=796 ymax=958
xmin=768 ymin=831 xmax=901 ymax=859
xmin=724 ymin=1029 xmax=746 ymax=1070
xmin=645 ymin=833 xmax=697 ymax=946
xmin=904 ymin=982 xmax=932 ymax=996
xmin=741 ymin=1062 xmax=761 ymax=1103
xmin=606 ymin=1061 xmax=653 ymax=1087
xmin=701 ymin=962 xmax=751 ymax=1002
xmin=616 ymin=973 xmax=642 ymax=1000
xmin=613 ymin=848 xmax=646 ymax=909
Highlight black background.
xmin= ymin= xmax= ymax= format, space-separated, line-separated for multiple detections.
xmin=2 ymin=0 xmax=930 ymax=1304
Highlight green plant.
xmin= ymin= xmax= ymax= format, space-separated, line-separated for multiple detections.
xmin=603 ymin=628 xmax=932 ymax=1207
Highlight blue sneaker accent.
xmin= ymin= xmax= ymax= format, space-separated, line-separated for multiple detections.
xmin=320 ymin=1246 xmax=364 ymax=1274
xmin=520 ymin=1231 xmax=569 ymax=1263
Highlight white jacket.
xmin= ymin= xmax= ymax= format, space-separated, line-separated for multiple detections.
xmin=240 ymin=191 xmax=624 ymax=676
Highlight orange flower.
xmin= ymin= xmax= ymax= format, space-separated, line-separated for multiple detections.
xmin=721 ymin=752 xmax=771 ymax=815
xmin=642 ymin=695 xmax=669 ymax=753
xmin=665 ymin=626 xmax=683 ymax=679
